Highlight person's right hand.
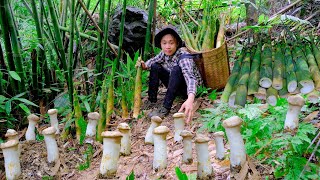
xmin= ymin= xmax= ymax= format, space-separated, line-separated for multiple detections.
xmin=135 ymin=59 xmax=147 ymax=70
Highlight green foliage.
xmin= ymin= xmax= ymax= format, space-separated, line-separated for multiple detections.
xmin=78 ymin=145 xmax=94 ymax=171
xmin=126 ymin=171 xmax=135 ymax=180
xmin=175 ymin=167 xmax=188 ymax=180
xmin=201 ymin=98 xmax=319 ymax=179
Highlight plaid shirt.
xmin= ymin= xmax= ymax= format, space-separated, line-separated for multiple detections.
xmin=145 ymin=48 xmax=203 ymax=95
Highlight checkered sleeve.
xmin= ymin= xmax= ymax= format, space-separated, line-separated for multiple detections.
xmin=145 ymin=52 xmax=164 ymax=69
xmin=178 ymin=57 xmax=198 ymax=95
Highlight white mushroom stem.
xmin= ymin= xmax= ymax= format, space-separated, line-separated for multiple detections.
xmin=145 ymin=116 xmax=162 ymax=144
xmin=284 ymin=95 xmax=305 ymax=130
xmin=153 ymin=126 xmax=170 ymax=171
xmin=213 ymin=131 xmax=225 ymax=160
xmin=117 ymin=123 xmax=131 ymax=155
xmin=86 ymin=112 xmax=100 ymax=138
xmin=48 ymin=109 xmax=59 ymax=134
xmin=222 ymin=116 xmax=246 ymax=172
xmin=173 ymin=112 xmax=185 ymax=142
xmin=26 ymin=114 xmax=40 ymax=141
xmin=42 ymin=127 xmax=59 ymax=163
xmin=1 ymin=140 xmax=21 ymax=180
xmin=180 ymin=130 xmax=193 ymax=164
xmin=100 ymin=131 xmax=122 ymax=178
xmin=195 ymin=135 xmax=213 ymax=179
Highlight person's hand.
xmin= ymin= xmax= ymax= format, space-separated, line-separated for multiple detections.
xmin=179 ymin=94 xmax=195 ymax=124
xmin=135 ymin=58 xmax=147 ymax=70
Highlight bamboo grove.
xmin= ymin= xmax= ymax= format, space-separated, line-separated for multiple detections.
xmin=0 ymin=0 xmax=155 ymax=141
xmin=222 ymin=36 xmax=320 ymax=107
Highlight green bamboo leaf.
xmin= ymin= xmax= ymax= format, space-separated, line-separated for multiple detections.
xmin=19 ymin=103 xmax=31 ymax=115
xmin=9 ymin=71 xmax=21 ymax=82
xmin=175 ymin=167 xmax=188 ymax=180
xmin=0 ymin=95 xmax=7 ymax=104
xmin=126 ymin=171 xmax=134 ymax=180
xmin=83 ymin=100 xmax=90 ymax=113
xmin=5 ymin=100 xmax=11 ymax=115
xmin=13 ymin=98 xmax=38 ymax=107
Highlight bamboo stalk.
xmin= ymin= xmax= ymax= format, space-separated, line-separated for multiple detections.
xmin=67 ymin=0 xmax=76 ymax=104
xmin=96 ymin=77 xmax=107 ymax=142
xmin=248 ymin=43 xmax=262 ymax=95
xmin=106 ymin=63 xmax=115 ymax=126
xmin=235 ymin=51 xmax=251 ymax=107
xmin=73 ymin=89 xmax=84 ymax=142
xmin=272 ymin=44 xmax=284 ymax=90
xmin=115 ymin=0 xmax=128 ymax=70
xmin=0 ymin=3 xmax=18 ymax=94
xmin=259 ymin=43 xmax=273 ymax=88
xmin=221 ymin=52 xmax=244 ymax=102
xmin=121 ymin=77 xmax=129 ymax=119
xmin=4 ymin=0 xmax=26 ymax=93
xmin=284 ymin=47 xmax=297 ymax=93
xmin=95 ymin=0 xmax=106 ymax=83
xmin=266 ymin=87 xmax=278 ymax=106
xmin=77 ymin=0 xmax=102 ymax=33
xmin=83 ymin=0 xmax=100 ymax=31
xmin=254 ymin=87 xmax=267 ymax=100
xmin=293 ymin=46 xmax=314 ymax=94
xmin=305 ymin=46 xmax=320 ymax=91
xmin=101 ymin=0 xmax=112 ymax=73
xmin=46 ymin=0 xmax=70 ymax=101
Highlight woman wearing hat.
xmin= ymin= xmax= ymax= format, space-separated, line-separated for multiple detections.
xmin=140 ymin=25 xmax=203 ymax=123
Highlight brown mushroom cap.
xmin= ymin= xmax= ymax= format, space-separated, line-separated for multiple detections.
xmin=153 ymin=126 xmax=170 ymax=135
xmin=101 ymin=131 xmax=123 ymax=138
xmin=27 ymin=114 xmax=40 ymax=122
xmin=195 ymin=134 xmax=210 ymax=143
xmin=5 ymin=129 xmax=18 ymax=138
xmin=48 ymin=109 xmax=58 ymax=115
xmin=88 ymin=112 xmax=100 ymax=120
xmin=42 ymin=126 xmax=57 ymax=135
xmin=288 ymin=95 xmax=305 ymax=107
xmin=173 ymin=112 xmax=185 ymax=118
xmin=180 ymin=130 xmax=193 ymax=137
xmin=117 ymin=123 xmax=130 ymax=130
xmin=213 ymin=131 xmax=224 ymax=137
xmin=151 ymin=116 xmax=163 ymax=123
xmin=222 ymin=116 xmax=243 ymax=128
xmin=0 ymin=140 xmax=18 ymax=149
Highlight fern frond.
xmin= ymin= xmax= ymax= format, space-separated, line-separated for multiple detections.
xmin=267 ymin=14 xmax=313 ymax=30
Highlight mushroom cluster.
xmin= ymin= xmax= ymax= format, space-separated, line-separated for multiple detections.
xmin=284 ymin=94 xmax=305 ymax=130
xmin=117 ymin=123 xmax=131 ymax=155
xmin=153 ymin=126 xmax=170 ymax=171
xmin=195 ymin=134 xmax=213 ymax=179
xmin=26 ymin=114 xmax=40 ymax=141
xmin=42 ymin=126 xmax=59 ymax=163
xmin=1 ymin=140 xmax=21 ymax=180
xmin=48 ymin=109 xmax=59 ymax=134
xmin=173 ymin=112 xmax=185 ymax=142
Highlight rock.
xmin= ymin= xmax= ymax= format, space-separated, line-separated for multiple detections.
xmin=109 ymin=6 xmax=148 ymax=56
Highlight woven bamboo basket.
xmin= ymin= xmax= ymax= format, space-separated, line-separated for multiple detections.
xmin=188 ymin=41 xmax=230 ymax=90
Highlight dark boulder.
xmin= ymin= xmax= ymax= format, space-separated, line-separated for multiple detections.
xmin=109 ymin=6 xmax=148 ymax=56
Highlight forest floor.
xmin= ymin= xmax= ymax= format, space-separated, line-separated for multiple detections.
xmin=0 ymin=89 xmax=233 ymax=180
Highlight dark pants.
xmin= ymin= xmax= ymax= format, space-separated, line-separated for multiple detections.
xmin=148 ymin=63 xmax=187 ymax=109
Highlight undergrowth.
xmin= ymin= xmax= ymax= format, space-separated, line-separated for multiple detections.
xmin=200 ymin=98 xmax=320 ymax=179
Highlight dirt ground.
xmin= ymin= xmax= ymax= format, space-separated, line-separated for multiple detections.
xmin=0 ymin=90 xmax=233 ymax=180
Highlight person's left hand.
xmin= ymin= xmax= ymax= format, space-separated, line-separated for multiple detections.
xmin=179 ymin=97 xmax=194 ymax=124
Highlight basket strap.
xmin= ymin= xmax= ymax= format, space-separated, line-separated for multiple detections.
xmin=179 ymin=53 xmax=202 ymax=62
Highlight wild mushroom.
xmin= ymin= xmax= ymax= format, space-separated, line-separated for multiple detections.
xmin=213 ymin=131 xmax=225 ymax=160
xmin=26 ymin=114 xmax=40 ymax=141
xmin=100 ymin=131 xmax=122 ymax=178
xmin=5 ymin=129 xmax=19 ymax=141
xmin=153 ymin=126 xmax=170 ymax=171
xmin=117 ymin=123 xmax=131 ymax=155
xmin=145 ymin=116 xmax=162 ymax=144
xmin=195 ymin=134 xmax=213 ymax=179
xmin=0 ymin=140 xmax=21 ymax=180
xmin=284 ymin=95 xmax=305 ymax=130
xmin=173 ymin=112 xmax=185 ymax=142
xmin=180 ymin=130 xmax=193 ymax=164
xmin=48 ymin=109 xmax=59 ymax=134
xmin=42 ymin=126 xmax=59 ymax=163
xmin=222 ymin=116 xmax=246 ymax=173
xmin=85 ymin=112 xmax=100 ymax=143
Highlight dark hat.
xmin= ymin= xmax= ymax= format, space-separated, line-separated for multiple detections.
xmin=154 ymin=25 xmax=183 ymax=48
